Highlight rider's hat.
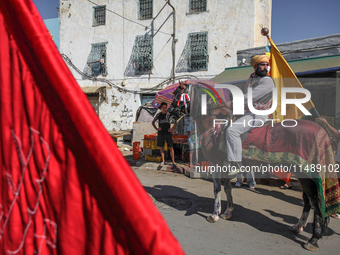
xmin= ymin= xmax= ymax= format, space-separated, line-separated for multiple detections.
xmin=250 ymin=55 xmax=269 ymax=68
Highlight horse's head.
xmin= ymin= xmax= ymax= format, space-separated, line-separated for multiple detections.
xmin=189 ymin=83 xmax=233 ymax=163
xmin=190 ymin=83 xmax=232 ymax=134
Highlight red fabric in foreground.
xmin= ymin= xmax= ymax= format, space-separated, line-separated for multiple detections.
xmin=0 ymin=1 xmax=184 ymax=254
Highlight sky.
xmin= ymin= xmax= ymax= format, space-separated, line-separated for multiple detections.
xmin=271 ymin=0 xmax=340 ymax=43
xmin=33 ymin=0 xmax=340 ymax=44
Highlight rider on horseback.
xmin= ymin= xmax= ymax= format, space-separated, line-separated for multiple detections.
xmin=225 ymin=55 xmax=275 ymax=169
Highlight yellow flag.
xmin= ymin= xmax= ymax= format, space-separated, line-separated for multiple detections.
xmin=269 ymin=38 xmax=315 ymax=122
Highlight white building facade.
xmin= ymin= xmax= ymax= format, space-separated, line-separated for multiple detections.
xmin=59 ymin=0 xmax=272 ymax=131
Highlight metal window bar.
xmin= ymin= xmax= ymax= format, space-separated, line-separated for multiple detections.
xmin=189 ymin=0 xmax=207 ymax=13
xmin=87 ymin=42 xmax=108 ymax=76
xmin=189 ymin=32 xmax=208 ymax=72
xmin=135 ymin=35 xmax=153 ymax=75
xmin=93 ymin=6 xmax=106 ymax=26
xmin=139 ymin=0 xmax=153 ymax=20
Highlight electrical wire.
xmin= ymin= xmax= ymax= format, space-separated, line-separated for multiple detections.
xmin=87 ymin=0 xmax=148 ymax=30
xmin=61 ymin=54 xmax=198 ymax=94
xmin=86 ymin=1 xmax=175 ymax=77
xmin=153 ymin=36 xmax=172 ymax=63
xmin=153 ymin=30 xmax=172 ymax=36
xmin=87 ymin=0 xmax=174 ymax=37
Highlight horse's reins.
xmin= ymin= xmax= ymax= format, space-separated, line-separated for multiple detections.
xmin=198 ymin=105 xmax=233 ymax=145
xmin=199 ymin=127 xmax=215 ymax=140
xmin=199 ymin=127 xmax=216 ymax=149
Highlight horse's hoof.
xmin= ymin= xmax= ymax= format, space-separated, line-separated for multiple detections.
xmin=303 ymin=242 xmax=319 ymax=252
xmin=220 ymin=211 xmax=232 ymax=220
xmin=207 ymin=215 xmax=219 ymax=223
xmin=289 ymin=225 xmax=303 ymax=234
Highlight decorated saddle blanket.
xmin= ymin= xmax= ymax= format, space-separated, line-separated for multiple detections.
xmin=220 ymin=119 xmax=340 ymax=219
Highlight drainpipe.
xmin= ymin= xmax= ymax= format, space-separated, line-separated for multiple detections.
xmin=167 ymin=0 xmax=176 ymax=83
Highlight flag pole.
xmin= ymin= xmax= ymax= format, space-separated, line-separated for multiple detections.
xmin=260 ymin=28 xmax=334 ymax=140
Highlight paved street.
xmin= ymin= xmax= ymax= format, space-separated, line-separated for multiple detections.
xmin=132 ymin=167 xmax=340 ymax=255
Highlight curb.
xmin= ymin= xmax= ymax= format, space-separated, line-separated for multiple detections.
xmin=134 ymin=159 xmax=189 ymax=171
xmin=127 ymin=157 xmax=302 ymax=189
xmin=135 ymin=161 xmax=158 ymax=168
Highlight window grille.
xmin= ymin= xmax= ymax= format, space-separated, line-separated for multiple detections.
xmin=93 ymin=6 xmax=106 ymax=26
xmin=134 ymin=35 xmax=153 ymax=75
xmin=189 ymin=32 xmax=208 ymax=72
xmin=139 ymin=0 xmax=153 ymax=20
xmin=189 ymin=0 xmax=207 ymax=13
xmin=86 ymin=42 xmax=108 ymax=76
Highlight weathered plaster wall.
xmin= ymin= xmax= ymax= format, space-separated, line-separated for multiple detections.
xmin=60 ymin=0 xmax=272 ymax=131
xmin=99 ymin=86 xmax=141 ymax=130
xmin=254 ymin=0 xmax=272 ymax=46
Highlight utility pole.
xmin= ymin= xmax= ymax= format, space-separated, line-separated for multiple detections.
xmin=167 ymin=0 xmax=176 ymax=83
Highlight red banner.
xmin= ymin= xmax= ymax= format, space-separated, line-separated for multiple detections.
xmin=0 ymin=1 xmax=184 ymax=254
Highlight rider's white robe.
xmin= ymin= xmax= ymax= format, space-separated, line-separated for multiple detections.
xmin=226 ymin=75 xmax=275 ymax=162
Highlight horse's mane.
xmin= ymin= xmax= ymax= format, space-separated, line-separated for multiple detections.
xmin=189 ymin=83 xmax=228 ymax=119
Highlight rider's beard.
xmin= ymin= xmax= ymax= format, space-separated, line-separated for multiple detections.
xmin=255 ymin=66 xmax=268 ymax=77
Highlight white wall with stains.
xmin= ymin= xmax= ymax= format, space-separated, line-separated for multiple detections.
xmin=59 ymin=0 xmax=272 ymax=131
xmin=100 ymin=87 xmax=141 ymax=130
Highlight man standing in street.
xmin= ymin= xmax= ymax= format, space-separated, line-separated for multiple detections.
xmin=152 ymin=102 xmax=177 ymax=169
